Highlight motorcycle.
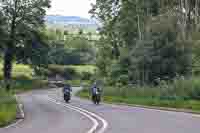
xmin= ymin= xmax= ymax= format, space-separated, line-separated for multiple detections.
xmin=63 ymin=89 xmax=71 ymax=103
xmin=92 ymin=89 xmax=101 ymax=105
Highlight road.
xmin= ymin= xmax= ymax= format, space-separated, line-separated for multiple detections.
xmin=1 ymin=87 xmax=200 ymax=133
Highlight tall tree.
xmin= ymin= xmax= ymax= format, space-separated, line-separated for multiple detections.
xmin=0 ymin=0 xmax=50 ymax=90
xmin=92 ymin=0 xmax=196 ymax=85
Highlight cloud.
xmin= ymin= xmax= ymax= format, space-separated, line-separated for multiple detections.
xmin=47 ymin=0 xmax=95 ymax=18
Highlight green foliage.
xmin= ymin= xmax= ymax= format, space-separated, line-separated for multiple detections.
xmin=92 ymin=0 xmax=196 ymax=86
xmin=46 ymin=29 xmax=97 ymax=65
xmin=47 ymin=65 xmax=77 ymax=80
xmin=108 ymin=76 xmax=200 ymax=100
xmin=10 ymin=79 xmax=48 ymax=93
xmin=78 ymin=76 xmax=200 ymax=111
xmin=0 ymin=0 xmax=50 ymax=89
xmin=81 ymin=72 xmax=93 ymax=80
xmin=129 ymin=24 xmax=192 ymax=83
xmin=0 ymin=64 xmax=33 ymax=80
xmin=67 ymin=65 xmax=97 ymax=74
xmin=0 ymin=63 xmax=48 ymax=92
xmin=47 ymin=65 xmax=96 ymax=80
xmin=65 ymin=80 xmax=91 ymax=87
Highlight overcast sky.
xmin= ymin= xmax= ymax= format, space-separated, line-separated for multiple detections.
xmin=47 ymin=0 xmax=95 ymax=18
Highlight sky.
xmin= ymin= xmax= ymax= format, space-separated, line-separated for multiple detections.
xmin=47 ymin=0 xmax=95 ymax=18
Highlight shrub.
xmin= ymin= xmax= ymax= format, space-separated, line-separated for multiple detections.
xmin=81 ymin=72 xmax=93 ymax=80
xmin=117 ymin=75 xmax=129 ymax=86
xmin=63 ymin=67 xmax=77 ymax=80
xmin=48 ymin=65 xmax=78 ymax=80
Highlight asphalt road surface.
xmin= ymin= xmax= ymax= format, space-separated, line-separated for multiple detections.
xmin=1 ymin=87 xmax=200 ymax=133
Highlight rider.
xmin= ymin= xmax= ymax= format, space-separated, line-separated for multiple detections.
xmin=63 ymin=84 xmax=72 ymax=94
xmin=91 ymin=82 xmax=102 ymax=101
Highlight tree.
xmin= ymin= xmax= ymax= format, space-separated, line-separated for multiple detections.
xmin=91 ymin=0 xmax=195 ymax=85
xmin=16 ymin=30 xmax=50 ymax=74
xmin=78 ymin=29 xmax=83 ymax=35
xmin=64 ymin=30 xmax=69 ymax=36
xmin=0 ymin=11 xmax=7 ymax=53
xmin=0 ymin=0 xmax=50 ymax=90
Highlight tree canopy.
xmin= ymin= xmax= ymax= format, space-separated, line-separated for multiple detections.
xmin=0 ymin=0 xmax=50 ymax=90
xmin=92 ymin=0 xmax=199 ymax=85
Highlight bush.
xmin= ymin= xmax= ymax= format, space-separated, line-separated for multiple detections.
xmin=81 ymin=72 xmax=93 ymax=80
xmin=117 ymin=75 xmax=129 ymax=85
xmin=47 ymin=65 xmax=96 ymax=80
xmin=48 ymin=65 xmax=78 ymax=80
xmin=33 ymin=67 xmax=50 ymax=77
xmin=0 ymin=63 xmax=33 ymax=80
xmin=63 ymin=67 xmax=77 ymax=80
xmin=155 ymin=76 xmax=200 ymax=100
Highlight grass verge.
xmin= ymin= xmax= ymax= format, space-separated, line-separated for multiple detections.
xmin=11 ymin=79 xmax=49 ymax=93
xmin=77 ymin=87 xmax=200 ymax=113
xmin=0 ymin=91 xmax=17 ymax=127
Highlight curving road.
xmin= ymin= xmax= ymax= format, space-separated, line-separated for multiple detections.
xmin=1 ymin=87 xmax=200 ymax=133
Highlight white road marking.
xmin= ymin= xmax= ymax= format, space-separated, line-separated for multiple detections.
xmin=47 ymin=97 xmax=99 ymax=133
xmin=47 ymin=97 xmax=108 ymax=133
xmin=67 ymin=104 xmax=108 ymax=133
xmin=3 ymin=119 xmax=24 ymax=129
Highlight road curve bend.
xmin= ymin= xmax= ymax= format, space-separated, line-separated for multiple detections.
xmin=1 ymin=87 xmax=200 ymax=133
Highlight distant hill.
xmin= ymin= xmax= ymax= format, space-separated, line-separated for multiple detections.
xmin=45 ymin=15 xmax=99 ymax=33
xmin=45 ymin=15 xmax=97 ymax=26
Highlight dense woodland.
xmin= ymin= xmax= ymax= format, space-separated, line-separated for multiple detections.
xmin=91 ymin=0 xmax=200 ymax=85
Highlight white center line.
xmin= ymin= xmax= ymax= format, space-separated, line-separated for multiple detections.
xmin=47 ymin=97 xmax=108 ymax=133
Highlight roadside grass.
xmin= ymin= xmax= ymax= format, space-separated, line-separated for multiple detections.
xmin=10 ymin=79 xmax=49 ymax=93
xmin=77 ymin=88 xmax=200 ymax=112
xmin=77 ymin=77 xmax=200 ymax=112
xmin=0 ymin=91 xmax=17 ymax=127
